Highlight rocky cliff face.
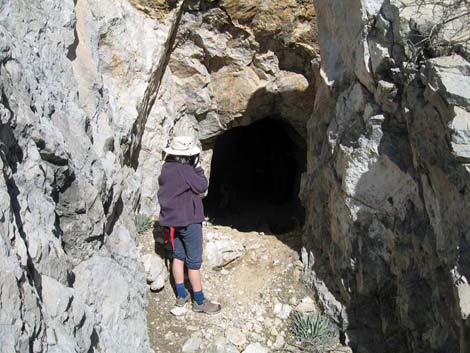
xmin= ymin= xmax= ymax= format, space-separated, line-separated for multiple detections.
xmin=2 ymin=0 xmax=469 ymax=352
xmin=302 ymin=0 xmax=470 ymax=352
xmin=137 ymin=0 xmax=318 ymax=216
xmin=0 ymin=0 xmax=317 ymax=352
xmin=0 ymin=0 xmax=176 ymax=351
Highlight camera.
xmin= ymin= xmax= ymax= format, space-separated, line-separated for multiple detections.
xmin=190 ymin=154 xmax=200 ymax=167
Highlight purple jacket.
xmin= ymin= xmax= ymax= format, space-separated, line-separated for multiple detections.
xmin=157 ymin=162 xmax=208 ymax=227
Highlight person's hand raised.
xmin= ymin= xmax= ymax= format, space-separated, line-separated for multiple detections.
xmin=192 ymin=154 xmax=201 ymax=168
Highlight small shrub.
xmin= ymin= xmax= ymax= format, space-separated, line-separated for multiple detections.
xmin=135 ymin=214 xmax=152 ymax=234
xmin=290 ymin=311 xmax=337 ymax=346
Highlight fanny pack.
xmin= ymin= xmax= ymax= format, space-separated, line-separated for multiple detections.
xmin=162 ymin=226 xmax=175 ymax=260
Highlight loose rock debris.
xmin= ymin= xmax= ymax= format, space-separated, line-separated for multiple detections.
xmin=139 ymin=224 xmax=337 ymax=353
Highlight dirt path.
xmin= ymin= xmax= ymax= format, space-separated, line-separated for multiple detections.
xmin=139 ymin=224 xmax=316 ymax=353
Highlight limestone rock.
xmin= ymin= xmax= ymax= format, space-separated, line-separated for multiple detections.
xmin=457 ymin=280 xmax=470 ymax=320
xmin=182 ymin=335 xmax=203 ymax=353
xmin=142 ymin=253 xmax=169 ymax=291
xmin=294 ymin=297 xmax=317 ymax=313
xmin=41 ymin=276 xmax=94 ymax=352
xmin=170 ymin=306 xmax=188 ymax=316
xmin=368 ymin=37 xmax=391 ymax=75
xmin=205 ymin=232 xmax=245 ymax=269
xmin=0 ymin=0 xmax=180 ymax=348
xmin=0 ymin=0 xmax=319 ymax=352
xmin=273 ymin=303 xmax=292 ymax=320
xmin=398 ymin=1 xmax=470 ymax=60
xmin=204 ymin=337 xmax=240 ymax=353
xmin=449 ymin=107 xmax=470 ymax=161
xmin=137 ymin=1 xmax=317 ymax=217
xmin=308 ymin=0 xmax=470 ymax=352
xmin=242 ymin=343 xmax=269 ymax=353
xmin=225 ymin=327 xmax=247 ymax=347
xmin=272 ymin=335 xmax=285 ymax=350
xmin=74 ymin=255 xmax=151 ymax=353
xmin=425 ymin=55 xmax=470 ymax=109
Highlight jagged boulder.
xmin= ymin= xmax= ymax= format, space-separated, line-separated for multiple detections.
xmin=142 ymin=253 xmax=169 ymax=291
xmin=204 ymin=231 xmax=245 ymax=269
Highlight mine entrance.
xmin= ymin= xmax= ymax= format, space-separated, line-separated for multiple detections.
xmin=204 ymin=118 xmax=306 ymax=233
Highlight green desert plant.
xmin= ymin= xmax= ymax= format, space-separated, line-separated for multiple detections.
xmin=290 ymin=311 xmax=337 ymax=346
xmin=134 ymin=214 xmax=152 ymax=234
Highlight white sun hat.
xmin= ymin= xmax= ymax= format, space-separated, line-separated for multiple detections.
xmin=163 ymin=136 xmax=201 ymax=156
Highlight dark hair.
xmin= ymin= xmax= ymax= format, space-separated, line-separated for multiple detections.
xmin=165 ymin=154 xmax=191 ymax=164
xmin=165 ymin=154 xmax=199 ymax=166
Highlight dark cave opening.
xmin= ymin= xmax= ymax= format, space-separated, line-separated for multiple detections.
xmin=204 ymin=118 xmax=306 ymax=233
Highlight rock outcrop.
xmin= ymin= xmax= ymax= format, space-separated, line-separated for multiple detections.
xmin=0 ymin=0 xmax=317 ymax=352
xmin=303 ymin=1 xmax=470 ymax=352
xmin=0 ymin=0 xmax=178 ymax=351
xmin=137 ymin=0 xmax=318 ymax=216
xmin=4 ymin=0 xmax=469 ymax=352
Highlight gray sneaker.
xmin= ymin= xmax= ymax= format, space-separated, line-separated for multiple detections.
xmin=192 ymin=299 xmax=222 ymax=314
xmin=175 ymin=293 xmax=190 ymax=307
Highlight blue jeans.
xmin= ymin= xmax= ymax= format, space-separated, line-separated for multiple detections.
xmin=173 ymin=223 xmax=203 ymax=270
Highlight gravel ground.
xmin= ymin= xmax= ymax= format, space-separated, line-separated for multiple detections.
xmin=139 ymin=223 xmax=323 ymax=353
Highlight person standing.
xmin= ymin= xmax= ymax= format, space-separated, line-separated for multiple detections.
xmin=157 ymin=136 xmax=221 ymax=314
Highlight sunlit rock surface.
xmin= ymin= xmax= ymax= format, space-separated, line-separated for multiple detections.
xmin=137 ymin=0 xmax=318 ymax=216
xmin=0 ymin=0 xmax=175 ymax=351
xmin=0 ymin=0 xmax=316 ymax=352
xmin=304 ymin=0 xmax=470 ymax=352
xmin=2 ymin=0 xmax=469 ymax=352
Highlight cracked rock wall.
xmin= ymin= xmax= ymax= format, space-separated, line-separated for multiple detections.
xmin=0 ymin=0 xmax=180 ymax=351
xmin=137 ymin=0 xmax=318 ymax=216
xmin=0 ymin=0 xmax=317 ymax=352
xmin=303 ymin=0 xmax=470 ymax=352
xmin=8 ymin=0 xmax=468 ymax=352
